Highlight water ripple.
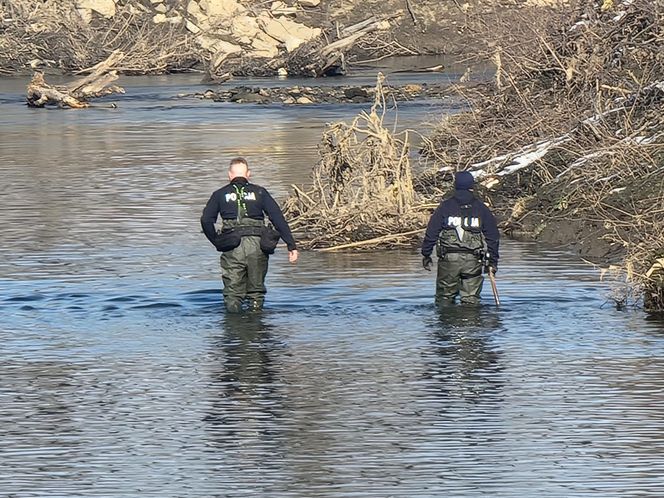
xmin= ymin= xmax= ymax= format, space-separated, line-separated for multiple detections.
xmin=1 ymin=75 xmax=664 ymax=497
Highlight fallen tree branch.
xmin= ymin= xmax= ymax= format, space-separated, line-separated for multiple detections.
xmin=317 ymin=229 xmax=425 ymax=252
xmin=26 ymin=51 xmax=125 ymax=108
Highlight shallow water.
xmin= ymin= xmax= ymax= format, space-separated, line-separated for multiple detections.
xmin=2 ymin=72 xmax=664 ymax=497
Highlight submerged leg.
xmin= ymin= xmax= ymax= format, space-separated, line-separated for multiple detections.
xmin=244 ymin=237 xmax=269 ymax=311
xmin=458 ymin=253 xmax=484 ymax=305
xmin=220 ymin=247 xmax=247 ymax=313
xmin=436 ymin=254 xmax=461 ymax=305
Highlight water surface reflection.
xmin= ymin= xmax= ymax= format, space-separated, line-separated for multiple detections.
xmin=2 ymin=76 xmax=664 ymax=497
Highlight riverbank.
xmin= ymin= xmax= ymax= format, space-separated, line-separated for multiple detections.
xmin=278 ymin=0 xmax=662 ymax=310
xmin=0 ymin=0 xmax=558 ymax=78
xmin=422 ymin=0 xmax=663 ymax=310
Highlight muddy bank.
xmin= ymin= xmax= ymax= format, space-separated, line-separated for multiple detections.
xmin=186 ymin=81 xmax=446 ymax=104
xmin=420 ymin=0 xmax=663 ymax=310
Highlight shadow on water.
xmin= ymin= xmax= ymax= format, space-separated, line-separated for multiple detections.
xmin=202 ymin=313 xmax=293 ymax=494
xmin=206 ymin=313 xmax=281 ymax=423
xmin=427 ymin=305 xmax=504 ymax=402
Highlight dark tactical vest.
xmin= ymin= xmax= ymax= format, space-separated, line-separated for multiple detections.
xmin=222 ymin=183 xmax=265 ymax=234
xmin=214 ymin=184 xmax=265 ymax=252
xmin=436 ymin=200 xmax=486 ymax=257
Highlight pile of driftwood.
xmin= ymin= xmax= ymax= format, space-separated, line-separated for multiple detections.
xmin=227 ymin=13 xmax=402 ymax=78
xmin=423 ymin=0 xmax=664 ymax=310
xmin=26 ymin=51 xmax=125 ymax=108
xmin=285 ymin=14 xmax=400 ymax=77
xmin=283 ymin=73 xmax=432 ymax=250
xmin=1 ymin=0 xmax=197 ymax=75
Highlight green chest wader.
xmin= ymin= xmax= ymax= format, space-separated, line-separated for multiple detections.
xmin=435 ymin=202 xmax=486 ymax=305
xmin=218 ymin=187 xmax=270 ymax=312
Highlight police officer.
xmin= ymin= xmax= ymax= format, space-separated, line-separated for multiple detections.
xmin=421 ymin=171 xmax=499 ymax=305
xmin=201 ymin=157 xmax=298 ymax=313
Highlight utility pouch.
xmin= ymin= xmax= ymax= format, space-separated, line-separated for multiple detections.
xmin=214 ymin=229 xmax=241 ymax=252
xmin=260 ymin=225 xmax=281 ymax=254
xmin=435 ymin=239 xmax=446 ymax=259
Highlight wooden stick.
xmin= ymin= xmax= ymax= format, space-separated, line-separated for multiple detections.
xmin=405 ymin=0 xmax=418 ymax=25
xmin=317 ymin=228 xmax=424 ymax=252
xmin=340 ymin=16 xmax=379 ymax=37
xmin=488 ymin=270 xmax=501 ymax=307
xmin=319 ymin=13 xmax=401 ymax=58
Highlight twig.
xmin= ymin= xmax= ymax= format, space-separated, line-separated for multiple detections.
xmin=317 ymin=229 xmax=425 ymax=252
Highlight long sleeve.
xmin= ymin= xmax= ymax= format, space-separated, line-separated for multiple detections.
xmin=200 ymin=192 xmax=219 ymax=245
xmin=421 ymin=203 xmax=445 ymax=257
xmin=480 ymin=204 xmax=500 ymax=262
xmin=262 ymin=190 xmax=297 ymax=251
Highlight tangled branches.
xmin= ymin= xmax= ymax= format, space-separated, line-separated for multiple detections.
xmin=283 ymin=73 xmax=429 ymax=250
xmin=423 ymin=0 xmax=664 ymax=310
xmin=0 ymin=0 xmax=198 ymax=74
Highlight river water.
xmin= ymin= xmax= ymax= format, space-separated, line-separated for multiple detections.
xmin=1 ymin=71 xmax=664 ymax=497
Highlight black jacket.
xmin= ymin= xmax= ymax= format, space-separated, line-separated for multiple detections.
xmin=421 ymin=189 xmax=499 ymax=263
xmin=200 ymin=177 xmax=297 ymax=251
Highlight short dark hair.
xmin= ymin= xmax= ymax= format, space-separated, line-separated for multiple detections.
xmin=229 ymin=157 xmax=248 ymax=169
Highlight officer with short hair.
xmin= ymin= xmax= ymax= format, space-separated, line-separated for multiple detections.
xmin=201 ymin=157 xmax=298 ymax=313
xmin=421 ymin=171 xmax=499 ymax=305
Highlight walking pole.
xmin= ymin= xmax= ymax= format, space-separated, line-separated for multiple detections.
xmin=488 ymin=269 xmax=500 ymax=307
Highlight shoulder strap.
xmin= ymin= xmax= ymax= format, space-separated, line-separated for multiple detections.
xmin=233 ymin=184 xmax=247 ymax=221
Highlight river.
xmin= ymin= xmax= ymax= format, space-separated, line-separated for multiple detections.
xmin=1 ymin=70 xmax=664 ymax=497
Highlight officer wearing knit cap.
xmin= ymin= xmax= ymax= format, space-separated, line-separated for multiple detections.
xmin=421 ymin=171 xmax=499 ymax=305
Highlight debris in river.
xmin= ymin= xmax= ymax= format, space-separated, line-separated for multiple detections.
xmin=26 ymin=51 xmax=125 ymax=108
xmin=282 ymin=73 xmax=431 ymax=250
xmin=187 ymin=81 xmax=448 ymax=104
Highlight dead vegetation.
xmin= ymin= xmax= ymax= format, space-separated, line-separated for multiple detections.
xmin=224 ymin=13 xmax=405 ymax=77
xmin=0 ymin=0 xmax=409 ymax=78
xmin=283 ymin=73 xmax=431 ymax=250
xmin=0 ymin=0 xmax=199 ymax=74
xmin=26 ymin=51 xmax=125 ymax=108
xmin=422 ymin=0 xmax=663 ymax=310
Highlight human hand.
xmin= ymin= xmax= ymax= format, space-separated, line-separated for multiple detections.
xmin=289 ymin=250 xmax=299 ymax=263
xmin=422 ymin=255 xmax=433 ymax=271
xmin=487 ymin=261 xmax=498 ymax=275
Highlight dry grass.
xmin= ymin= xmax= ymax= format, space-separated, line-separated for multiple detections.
xmin=283 ymin=73 xmax=429 ymax=250
xmin=423 ymin=0 xmax=664 ymax=310
xmin=0 ymin=0 xmax=200 ymax=74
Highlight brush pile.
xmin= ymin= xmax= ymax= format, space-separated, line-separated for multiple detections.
xmin=423 ymin=0 xmax=663 ymax=310
xmin=283 ymin=73 xmax=432 ymax=250
xmin=0 ymin=0 xmax=198 ymax=74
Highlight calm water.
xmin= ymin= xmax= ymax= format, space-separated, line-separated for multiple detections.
xmin=1 ymin=72 xmax=664 ymax=497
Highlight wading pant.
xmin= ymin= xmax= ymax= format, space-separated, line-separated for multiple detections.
xmin=436 ymin=252 xmax=483 ymax=305
xmin=220 ymin=236 xmax=268 ymax=313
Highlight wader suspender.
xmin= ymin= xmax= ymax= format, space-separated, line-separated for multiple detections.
xmin=233 ymin=184 xmax=247 ymax=222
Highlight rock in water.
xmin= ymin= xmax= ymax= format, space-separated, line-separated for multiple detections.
xmin=344 ymin=87 xmax=368 ymax=99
